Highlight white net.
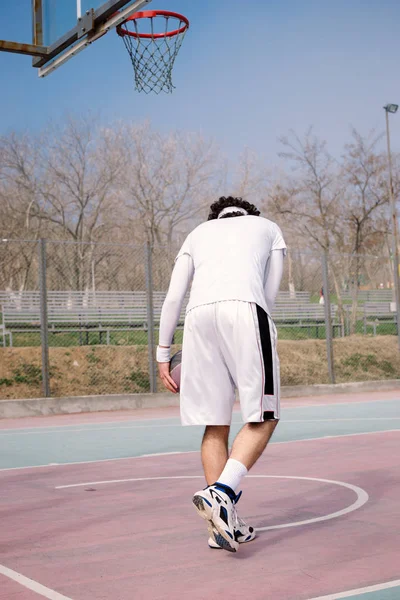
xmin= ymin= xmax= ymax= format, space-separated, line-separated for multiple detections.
xmin=117 ymin=11 xmax=189 ymax=94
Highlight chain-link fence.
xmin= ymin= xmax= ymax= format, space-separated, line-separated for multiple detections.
xmin=1 ymin=239 xmax=399 ymax=399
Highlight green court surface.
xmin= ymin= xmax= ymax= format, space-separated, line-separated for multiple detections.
xmin=1 ymin=398 xmax=400 ymax=471
xmin=310 ymin=582 xmax=400 ymax=599
xmin=347 ymin=587 xmax=400 ymax=599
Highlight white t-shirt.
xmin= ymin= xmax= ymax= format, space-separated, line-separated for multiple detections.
xmin=176 ymin=215 xmax=286 ymax=316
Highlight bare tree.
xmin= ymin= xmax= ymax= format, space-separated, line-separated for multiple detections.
xmin=231 ymin=147 xmax=270 ymax=200
xmin=271 ymin=128 xmax=343 ymax=251
xmin=0 ymin=132 xmax=44 ymax=290
xmin=267 ymin=129 xmax=348 ymax=321
xmin=340 ymin=129 xmax=390 ymax=331
xmin=36 ymin=116 xmax=125 ymax=289
xmin=117 ymin=121 xmax=222 ymax=246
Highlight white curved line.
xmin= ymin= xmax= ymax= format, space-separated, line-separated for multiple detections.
xmin=250 ymin=476 xmax=369 ymax=531
xmin=56 ymin=475 xmax=202 ymax=488
xmin=56 ymin=474 xmax=369 ymax=532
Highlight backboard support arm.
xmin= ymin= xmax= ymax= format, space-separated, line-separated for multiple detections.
xmin=0 ymin=0 xmax=46 ymax=57
xmin=0 ymin=40 xmax=47 ymax=57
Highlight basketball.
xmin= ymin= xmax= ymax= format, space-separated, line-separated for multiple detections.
xmin=169 ymin=350 xmax=182 ymax=390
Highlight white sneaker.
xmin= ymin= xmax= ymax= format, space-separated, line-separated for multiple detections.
xmin=192 ymin=484 xmax=239 ymax=552
xmin=208 ymin=513 xmax=256 ymax=548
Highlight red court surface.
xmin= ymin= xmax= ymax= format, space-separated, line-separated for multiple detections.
xmin=1 ymin=420 xmax=400 ymax=599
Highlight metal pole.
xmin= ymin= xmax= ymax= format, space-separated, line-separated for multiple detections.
xmin=38 ymin=239 xmax=50 ymax=397
xmin=32 ymin=0 xmax=44 ymax=46
xmin=145 ymin=242 xmax=157 ymax=393
xmin=321 ymin=250 xmax=335 ymax=384
xmin=91 ymin=260 xmax=96 ymax=302
xmin=385 ymin=108 xmax=400 ymax=350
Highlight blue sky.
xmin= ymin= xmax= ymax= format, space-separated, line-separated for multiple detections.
xmin=1 ymin=0 xmax=400 ymax=164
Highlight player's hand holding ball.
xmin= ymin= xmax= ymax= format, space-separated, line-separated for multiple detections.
xmin=158 ymin=361 xmax=178 ymax=393
xmin=157 ymin=349 xmax=181 ymax=393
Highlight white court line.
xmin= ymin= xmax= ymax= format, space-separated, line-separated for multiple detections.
xmin=274 ymin=429 xmax=400 ymax=444
xmin=0 ymin=422 xmax=220 ymax=435
xmin=0 ymin=451 xmax=198 ymax=472
xmin=0 ymin=428 xmax=399 ymax=473
xmin=253 ymin=476 xmax=369 ymax=531
xmin=1 ymin=417 xmax=400 ymax=436
xmin=2 ymin=397 xmax=398 ymax=433
xmin=0 ymin=563 xmax=73 ymax=600
xmin=55 ymin=474 xmax=369 ymax=533
xmin=307 ymin=578 xmax=400 ymax=599
xmin=57 ymin=474 xmax=201 ymax=488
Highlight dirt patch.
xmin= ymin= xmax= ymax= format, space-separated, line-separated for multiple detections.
xmin=0 ymin=337 xmax=399 ymax=399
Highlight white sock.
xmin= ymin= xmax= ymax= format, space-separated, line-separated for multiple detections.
xmin=216 ymin=458 xmax=248 ymax=492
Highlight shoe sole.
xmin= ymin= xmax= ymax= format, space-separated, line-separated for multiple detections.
xmin=209 ymin=533 xmax=256 ymax=549
xmin=192 ymin=495 xmax=238 ymax=553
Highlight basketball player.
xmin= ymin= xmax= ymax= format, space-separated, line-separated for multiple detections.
xmin=157 ymin=196 xmax=286 ymax=552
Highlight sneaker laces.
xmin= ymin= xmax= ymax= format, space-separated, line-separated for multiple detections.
xmin=233 ymin=491 xmax=245 ymax=529
xmin=207 ymin=484 xmax=242 ymax=526
xmin=229 ymin=491 xmax=243 ymax=527
xmin=236 ymin=514 xmax=246 ymax=527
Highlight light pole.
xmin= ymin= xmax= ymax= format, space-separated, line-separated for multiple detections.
xmin=384 ymin=103 xmax=400 ymax=349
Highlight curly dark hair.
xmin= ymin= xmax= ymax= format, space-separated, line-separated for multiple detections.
xmin=207 ymin=196 xmax=260 ymax=220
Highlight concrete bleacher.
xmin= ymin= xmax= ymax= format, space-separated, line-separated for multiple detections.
xmin=1 ymin=305 xmax=167 ymax=347
xmin=0 ymin=292 xmax=189 ymax=347
xmin=362 ymin=302 xmax=397 ymax=335
xmin=0 ymin=290 xmax=153 ymax=309
xmin=0 ymin=289 xmax=340 ymax=346
xmin=0 ymin=289 xmax=312 ymax=310
xmin=1 ymin=289 xmax=394 ymax=311
xmin=341 ymin=290 xmax=393 ymax=302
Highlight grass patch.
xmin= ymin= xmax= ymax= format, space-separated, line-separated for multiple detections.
xmin=125 ymin=369 xmax=150 ymax=392
xmin=12 ymin=362 xmax=42 ymax=385
xmin=341 ymin=353 xmax=395 ymax=375
xmin=86 ymin=348 xmax=100 ymax=364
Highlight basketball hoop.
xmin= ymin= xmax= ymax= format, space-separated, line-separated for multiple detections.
xmin=117 ymin=10 xmax=189 ymax=94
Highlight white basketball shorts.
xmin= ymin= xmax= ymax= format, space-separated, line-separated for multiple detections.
xmin=180 ymin=300 xmax=280 ymax=426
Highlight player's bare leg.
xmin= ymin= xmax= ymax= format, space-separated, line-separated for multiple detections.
xmin=197 ymin=423 xmax=261 ymax=551
xmin=229 ymin=420 xmax=279 ymax=469
xmin=201 ymin=425 xmax=230 ymax=484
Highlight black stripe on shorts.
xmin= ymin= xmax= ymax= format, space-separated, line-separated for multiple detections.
xmin=256 ymin=304 xmax=274 ymax=396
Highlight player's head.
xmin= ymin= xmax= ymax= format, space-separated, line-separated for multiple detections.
xmin=207 ymin=196 xmax=261 ymax=221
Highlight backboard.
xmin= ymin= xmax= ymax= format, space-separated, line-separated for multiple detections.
xmin=0 ymin=0 xmax=152 ymax=77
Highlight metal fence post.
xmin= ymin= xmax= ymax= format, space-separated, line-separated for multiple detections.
xmin=321 ymin=250 xmax=335 ymax=384
xmin=145 ymin=242 xmax=157 ymax=393
xmin=38 ymin=238 xmax=50 ymax=397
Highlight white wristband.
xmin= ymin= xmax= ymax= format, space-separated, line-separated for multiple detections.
xmin=157 ymin=346 xmax=171 ymax=363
